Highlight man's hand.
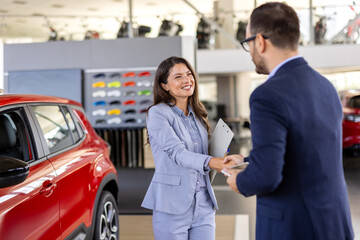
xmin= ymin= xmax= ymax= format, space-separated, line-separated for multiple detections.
xmin=223 ymin=154 xmax=245 ymax=165
xmin=224 ymin=168 xmax=241 ymax=193
xmin=209 ymin=157 xmax=237 ymax=172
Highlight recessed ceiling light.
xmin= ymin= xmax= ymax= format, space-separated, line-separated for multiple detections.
xmin=88 ymin=8 xmax=98 ymax=12
xmin=51 ymin=4 xmax=64 ymax=8
xmin=13 ymin=0 xmax=27 ymax=4
xmin=16 ymin=19 xmax=26 ymax=23
xmin=32 ymin=12 xmax=44 ymax=17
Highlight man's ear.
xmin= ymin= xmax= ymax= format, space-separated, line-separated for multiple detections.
xmin=161 ymin=83 xmax=169 ymax=91
xmin=255 ymin=33 xmax=266 ymax=53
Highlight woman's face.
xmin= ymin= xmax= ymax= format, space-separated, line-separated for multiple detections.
xmin=161 ymin=63 xmax=195 ymax=102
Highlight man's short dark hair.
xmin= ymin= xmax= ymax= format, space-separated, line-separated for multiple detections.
xmin=250 ymin=2 xmax=300 ymax=50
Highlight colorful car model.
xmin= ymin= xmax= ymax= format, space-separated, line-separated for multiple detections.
xmin=340 ymin=90 xmax=360 ymax=155
xmin=0 ymin=94 xmax=119 ymax=240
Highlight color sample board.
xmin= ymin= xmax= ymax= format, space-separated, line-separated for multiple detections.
xmin=84 ymin=68 xmax=156 ymax=128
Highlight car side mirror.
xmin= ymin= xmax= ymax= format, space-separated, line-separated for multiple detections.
xmin=0 ymin=156 xmax=30 ymax=188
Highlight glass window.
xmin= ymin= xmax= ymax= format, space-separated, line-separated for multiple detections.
xmin=32 ymin=105 xmax=72 ymax=154
xmin=71 ymin=109 xmax=85 ymax=139
xmin=62 ymin=106 xmax=80 ymax=143
xmin=348 ymin=96 xmax=360 ymax=108
xmin=0 ymin=110 xmax=33 ymax=161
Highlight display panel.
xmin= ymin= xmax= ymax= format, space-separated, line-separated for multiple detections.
xmin=84 ymin=68 xmax=156 ymax=128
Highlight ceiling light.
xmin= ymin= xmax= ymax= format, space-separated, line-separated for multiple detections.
xmin=32 ymin=12 xmax=44 ymax=16
xmin=51 ymin=4 xmax=64 ymax=8
xmin=13 ymin=0 xmax=27 ymax=4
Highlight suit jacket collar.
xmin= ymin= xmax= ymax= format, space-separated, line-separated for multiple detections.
xmin=268 ymin=57 xmax=308 ymax=80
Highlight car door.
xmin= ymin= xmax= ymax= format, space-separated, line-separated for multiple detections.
xmin=0 ymin=106 xmax=61 ymax=240
xmin=30 ymin=104 xmax=95 ymax=238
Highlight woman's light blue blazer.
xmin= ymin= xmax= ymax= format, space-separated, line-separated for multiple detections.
xmin=141 ymin=103 xmax=218 ymax=214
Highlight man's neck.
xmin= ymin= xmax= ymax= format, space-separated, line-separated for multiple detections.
xmin=266 ymin=49 xmax=299 ymax=73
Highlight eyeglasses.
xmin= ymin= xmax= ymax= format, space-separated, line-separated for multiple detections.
xmin=240 ymin=34 xmax=269 ymax=52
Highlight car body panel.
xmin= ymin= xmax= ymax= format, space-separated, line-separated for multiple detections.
xmin=0 ymin=159 xmax=61 ymax=240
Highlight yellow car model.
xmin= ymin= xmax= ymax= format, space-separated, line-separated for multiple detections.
xmin=92 ymin=81 xmax=106 ymax=88
xmin=107 ymin=109 xmax=121 ymax=115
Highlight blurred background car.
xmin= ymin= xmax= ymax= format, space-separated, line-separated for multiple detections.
xmin=340 ymin=90 xmax=360 ymax=156
xmin=0 ymin=94 xmax=120 ymax=240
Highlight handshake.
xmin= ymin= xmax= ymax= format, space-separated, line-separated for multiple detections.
xmin=209 ymin=154 xmax=248 ymax=194
xmin=208 ymin=154 xmax=247 ymax=176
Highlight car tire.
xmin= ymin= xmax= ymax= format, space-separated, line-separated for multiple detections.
xmin=94 ymin=191 xmax=119 ymax=240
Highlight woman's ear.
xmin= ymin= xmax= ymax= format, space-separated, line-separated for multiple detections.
xmin=161 ymin=83 xmax=169 ymax=92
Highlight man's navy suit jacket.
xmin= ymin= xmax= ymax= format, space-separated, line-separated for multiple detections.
xmin=237 ymin=57 xmax=354 ymax=240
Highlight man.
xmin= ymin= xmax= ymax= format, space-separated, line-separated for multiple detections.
xmin=224 ymin=2 xmax=354 ymax=240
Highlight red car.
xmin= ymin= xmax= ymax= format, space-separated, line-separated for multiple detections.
xmin=340 ymin=90 xmax=360 ymax=154
xmin=0 ymin=94 xmax=119 ymax=240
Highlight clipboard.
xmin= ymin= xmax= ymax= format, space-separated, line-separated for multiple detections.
xmin=208 ymin=118 xmax=234 ymax=182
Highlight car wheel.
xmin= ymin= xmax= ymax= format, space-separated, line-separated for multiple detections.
xmin=94 ymin=191 xmax=119 ymax=240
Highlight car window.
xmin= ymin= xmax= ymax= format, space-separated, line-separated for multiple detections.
xmin=0 ymin=109 xmax=33 ymax=162
xmin=348 ymin=96 xmax=360 ymax=109
xmin=71 ymin=108 xmax=85 ymax=139
xmin=32 ymin=105 xmax=73 ymax=154
xmin=62 ymin=106 xmax=80 ymax=143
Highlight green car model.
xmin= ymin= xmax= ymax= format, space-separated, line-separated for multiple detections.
xmin=138 ymin=90 xmax=152 ymax=96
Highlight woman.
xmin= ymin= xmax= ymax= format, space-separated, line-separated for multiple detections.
xmin=141 ymin=56 xmax=235 ymax=239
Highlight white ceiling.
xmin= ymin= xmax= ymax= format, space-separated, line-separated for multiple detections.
xmin=0 ymin=0 xmax=216 ymax=42
xmin=0 ymin=0 xmax=357 ymax=43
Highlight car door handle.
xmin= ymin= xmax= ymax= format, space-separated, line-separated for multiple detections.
xmin=40 ymin=180 xmax=56 ymax=197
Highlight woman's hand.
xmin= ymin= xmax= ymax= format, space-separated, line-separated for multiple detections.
xmin=223 ymin=154 xmax=245 ymax=165
xmin=209 ymin=157 xmax=237 ymax=172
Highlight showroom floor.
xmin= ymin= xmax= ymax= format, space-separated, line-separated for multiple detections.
xmin=117 ymin=137 xmax=360 ymax=240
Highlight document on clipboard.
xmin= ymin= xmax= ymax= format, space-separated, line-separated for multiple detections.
xmin=208 ymin=118 xmax=234 ymax=182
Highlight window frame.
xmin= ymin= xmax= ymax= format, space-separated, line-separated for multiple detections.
xmin=28 ymin=103 xmax=86 ymax=157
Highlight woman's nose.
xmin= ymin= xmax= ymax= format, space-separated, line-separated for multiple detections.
xmin=183 ymin=75 xmax=191 ymax=83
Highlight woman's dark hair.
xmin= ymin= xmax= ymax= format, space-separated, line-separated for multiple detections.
xmin=250 ymin=2 xmax=300 ymax=50
xmin=149 ymin=56 xmax=210 ymax=136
